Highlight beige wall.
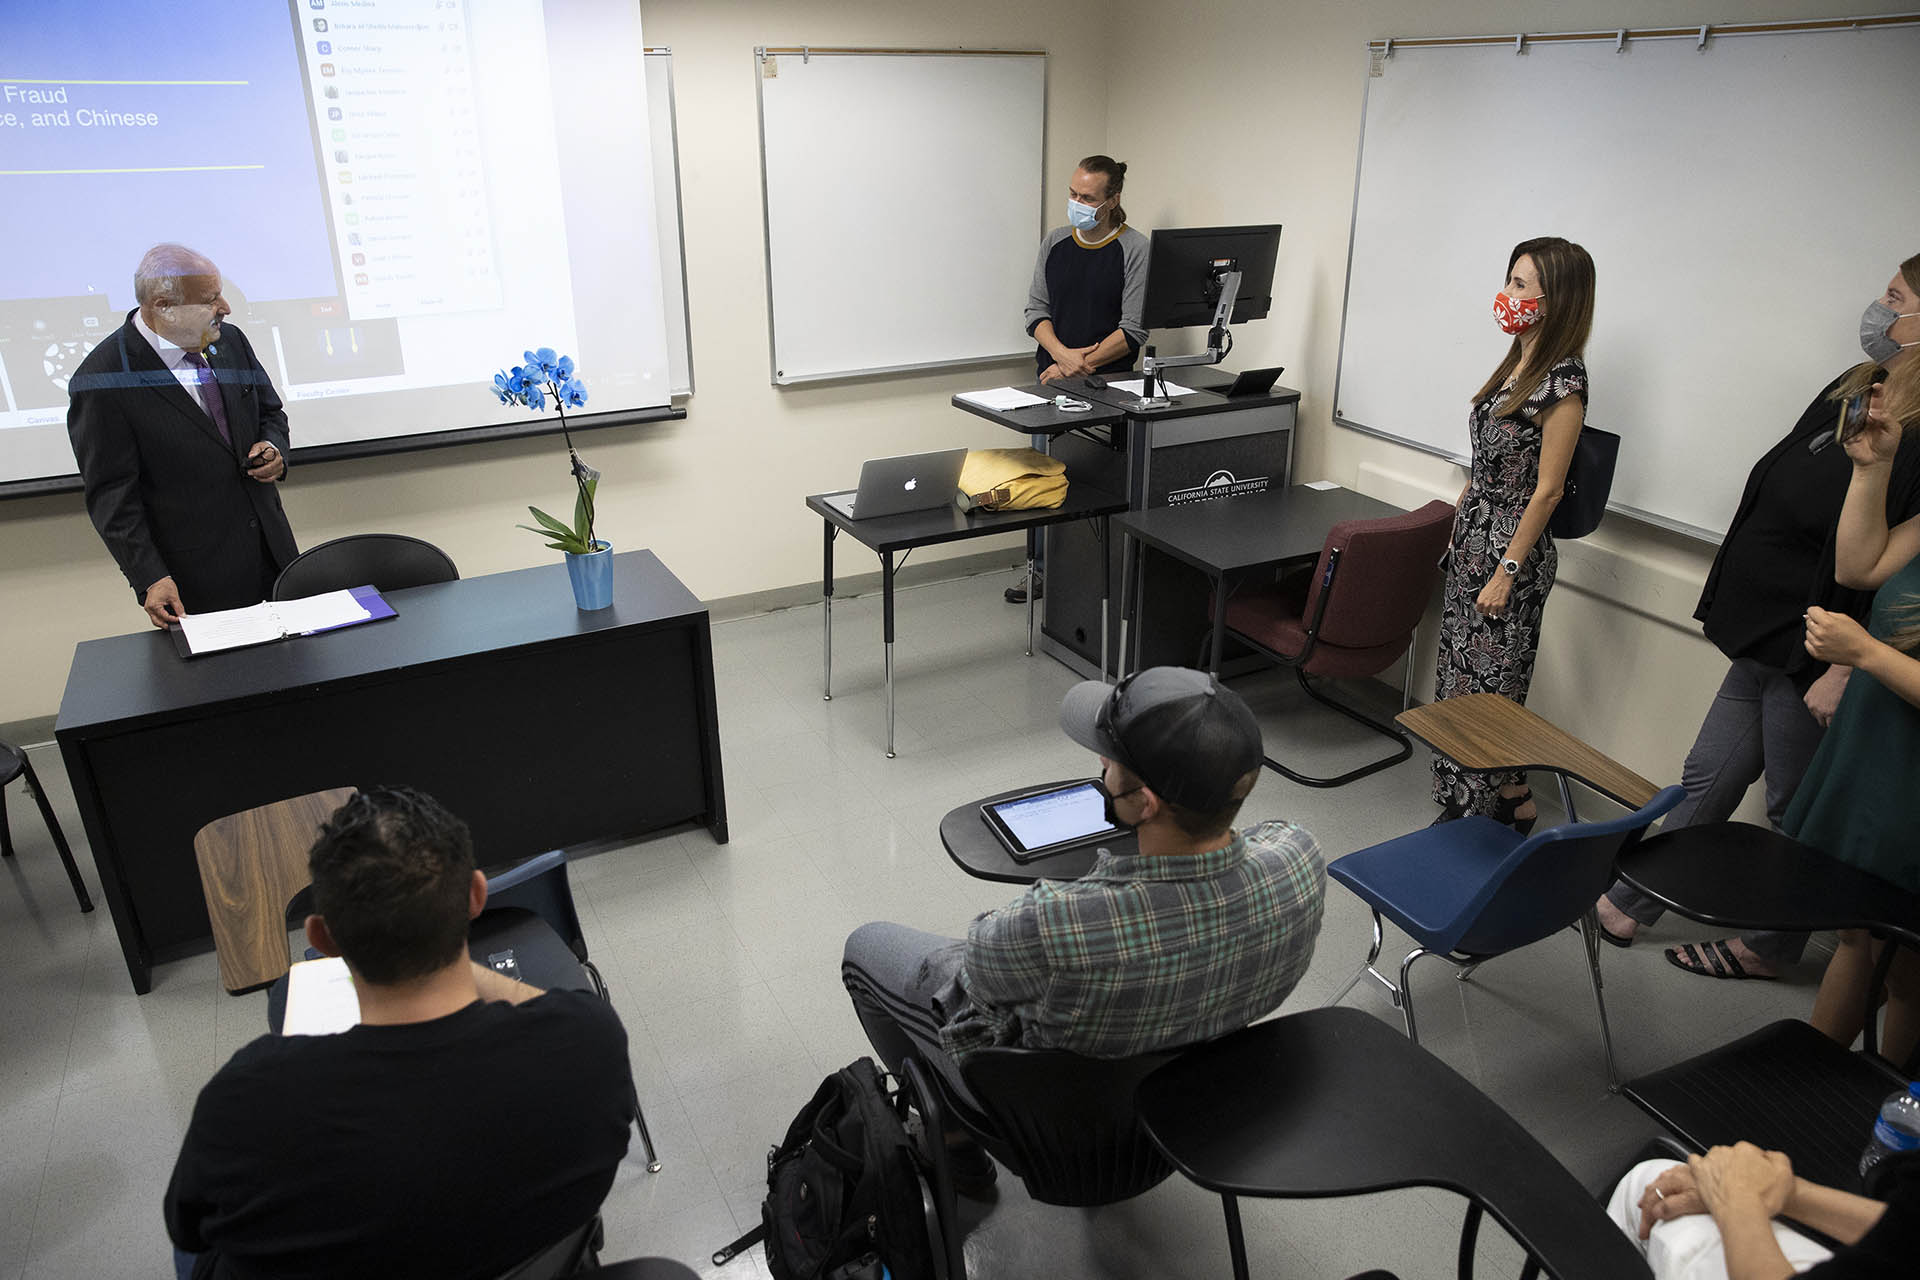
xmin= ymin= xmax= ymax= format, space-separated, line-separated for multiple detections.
xmin=0 ymin=0 xmax=1111 ymax=722
xmin=1103 ymin=0 xmax=1907 ymax=811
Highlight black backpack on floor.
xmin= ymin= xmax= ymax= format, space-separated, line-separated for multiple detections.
xmin=713 ymin=1058 xmax=948 ymax=1280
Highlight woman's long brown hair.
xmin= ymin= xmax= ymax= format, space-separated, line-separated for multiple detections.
xmin=1475 ymin=237 xmax=1596 ymax=417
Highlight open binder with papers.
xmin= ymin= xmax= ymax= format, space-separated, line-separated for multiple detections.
xmin=169 ymin=586 xmax=396 ymax=658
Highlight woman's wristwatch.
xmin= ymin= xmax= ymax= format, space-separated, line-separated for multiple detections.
xmin=1500 ymin=557 xmax=1521 ymax=577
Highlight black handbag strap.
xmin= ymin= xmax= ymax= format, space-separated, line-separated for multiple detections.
xmin=713 ymin=1222 xmax=766 ymax=1267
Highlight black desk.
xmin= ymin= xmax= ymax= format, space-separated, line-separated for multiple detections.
xmin=1137 ymin=1008 xmax=1650 ymax=1280
xmin=949 ymin=382 xmax=1128 ymax=437
xmin=938 ymin=781 xmax=1125 ymax=884
xmin=56 ymin=550 xmax=728 ymax=993
xmin=1114 ymin=485 xmax=1406 ymax=675
xmin=1073 ymin=375 xmax=1302 ymax=425
xmin=807 ymin=487 xmax=1127 ymax=757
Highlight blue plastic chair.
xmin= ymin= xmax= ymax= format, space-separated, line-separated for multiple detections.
xmin=483 ymin=850 xmax=661 ymax=1173
xmin=1326 ymin=785 xmax=1684 ymax=1090
xmin=485 ymin=850 xmax=594 ymax=975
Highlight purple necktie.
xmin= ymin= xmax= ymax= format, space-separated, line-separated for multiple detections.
xmin=181 ymin=350 xmax=232 ymax=448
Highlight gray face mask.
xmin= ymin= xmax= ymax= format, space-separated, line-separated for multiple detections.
xmin=1860 ymin=299 xmax=1920 ymax=363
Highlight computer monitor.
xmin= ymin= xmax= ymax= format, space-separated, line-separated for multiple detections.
xmin=1140 ymin=225 xmax=1283 ymax=329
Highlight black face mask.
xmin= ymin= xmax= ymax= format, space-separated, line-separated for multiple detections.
xmin=1094 ymin=777 xmax=1145 ymax=831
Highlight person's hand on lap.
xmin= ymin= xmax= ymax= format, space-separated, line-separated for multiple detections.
xmin=1636 ymin=1162 xmax=1708 ymax=1238
xmin=1691 ymin=1143 xmax=1794 ymax=1222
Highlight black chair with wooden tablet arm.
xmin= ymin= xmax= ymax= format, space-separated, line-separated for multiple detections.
xmin=1136 ymin=1008 xmax=1653 ymax=1280
xmin=1612 ymin=820 xmax=1920 ymax=1192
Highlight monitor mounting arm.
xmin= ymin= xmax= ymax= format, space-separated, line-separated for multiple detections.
xmin=1137 ymin=265 xmax=1242 ymax=408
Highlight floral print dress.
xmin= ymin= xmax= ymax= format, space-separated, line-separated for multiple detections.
xmin=1431 ymin=356 xmax=1588 ymax=814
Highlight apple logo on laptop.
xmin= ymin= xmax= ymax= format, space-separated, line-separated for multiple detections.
xmin=903 ymin=478 xmax=917 ymax=491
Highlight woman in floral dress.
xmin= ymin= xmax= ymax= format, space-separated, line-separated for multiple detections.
xmin=1432 ymin=237 xmax=1595 ymax=830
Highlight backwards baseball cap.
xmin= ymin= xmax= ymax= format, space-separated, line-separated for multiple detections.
xmin=1058 ymin=667 xmax=1264 ymax=812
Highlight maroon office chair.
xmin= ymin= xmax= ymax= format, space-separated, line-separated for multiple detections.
xmin=1222 ymin=500 xmax=1455 ymax=787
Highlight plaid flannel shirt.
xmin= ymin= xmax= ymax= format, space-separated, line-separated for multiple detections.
xmin=939 ymin=820 xmax=1326 ymax=1063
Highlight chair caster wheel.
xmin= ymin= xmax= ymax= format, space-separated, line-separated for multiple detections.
xmin=647 ymin=1160 xmax=663 ymax=1174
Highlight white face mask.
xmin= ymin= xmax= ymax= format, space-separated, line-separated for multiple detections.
xmin=1067 ymin=197 xmax=1106 ymax=232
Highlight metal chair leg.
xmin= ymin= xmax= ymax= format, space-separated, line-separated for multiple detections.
xmin=1221 ymin=1193 xmax=1251 ymax=1280
xmin=586 ymin=958 xmax=662 ymax=1172
xmin=1259 ymin=668 xmax=1415 ymax=788
xmin=1579 ymin=910 xmax=1622 ymax=1092
xmin=1456 ymin=1201 xmax=1482 ymax=1280
xmin=1327 ymin=911 xmax=1388 ymax=1006
xmin=1397 ymin=948 xmax=1429 ymax=1042
xmin=630 ymin=1080 xmax=663 ymax=1173
xmin=20 ymin=758 xmax=93 ymax=912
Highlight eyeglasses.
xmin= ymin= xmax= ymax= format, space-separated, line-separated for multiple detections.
xmin=1095 ymin=673 xmax=1143 ymax=755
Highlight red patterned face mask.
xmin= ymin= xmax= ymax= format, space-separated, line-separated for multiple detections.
xmin=1493 ymin=291 xmax=1544 ymax=335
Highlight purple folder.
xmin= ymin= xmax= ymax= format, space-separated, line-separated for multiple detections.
xmin=169 ymin=585 xmax=397 ymax=659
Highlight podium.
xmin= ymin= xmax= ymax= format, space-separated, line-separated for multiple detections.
xmin=953 ymin=373 xmax=1299 ymax=677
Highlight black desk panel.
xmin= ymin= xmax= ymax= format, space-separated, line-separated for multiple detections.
xmin=1117 ymin=485 xmax=1405 ymax=576
xmin=1116 ymin=486 xmax=1407 ymax=673
xmin=57 ymin=551 xmax=728 ymax=992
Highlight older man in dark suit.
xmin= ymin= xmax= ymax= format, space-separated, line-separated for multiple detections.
xmin=67 ymin=244 xmax=298 ymax=627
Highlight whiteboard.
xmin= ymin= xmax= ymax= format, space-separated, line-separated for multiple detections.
xmin=645 ymin=49 xmax=693 ymax=397
xmin=756 ymin=50 xmax=1046 ymax=384
xmin=1333 ymin=26 xmax=1920 ymax=538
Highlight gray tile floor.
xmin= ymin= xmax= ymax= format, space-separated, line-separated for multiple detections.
xmin=0 ymin=570 xmax=1827 ymax=1279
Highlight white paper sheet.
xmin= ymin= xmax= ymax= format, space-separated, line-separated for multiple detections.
xmin=1106 ymin=378 xmax=1198 ymax=398
xmin=1303 ymin=480 xmax=1344 ymax=491
xmin=177 ymin=603 xmax=285 ymax=654
xmin=178 ymin=590 xmax=374 ymax=654
xmin=271 ymin=590 xmax=373 ymax=635
xmin=956 ymin=386 xmax=1048 ymax=411
xmin=283 ymin=956 xmax=362 ymax=1036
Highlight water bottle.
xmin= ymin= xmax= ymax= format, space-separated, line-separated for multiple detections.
xmin=1859 ymin=1081 xmax=1920 ymax=1180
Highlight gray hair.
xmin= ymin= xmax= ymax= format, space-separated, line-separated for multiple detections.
xmin=133 ymin=244 xmax=218 ymax=307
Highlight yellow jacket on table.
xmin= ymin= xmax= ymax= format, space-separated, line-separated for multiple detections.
xmin=957 ymin=448 xmax=1068 ymax=512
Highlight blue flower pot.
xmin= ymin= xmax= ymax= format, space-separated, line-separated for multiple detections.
xmin=565 ymin=541 xmax=614 ymax=610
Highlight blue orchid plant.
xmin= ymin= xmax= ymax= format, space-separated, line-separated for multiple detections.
xmin=495 ymin=348 xmax=602 ymax=557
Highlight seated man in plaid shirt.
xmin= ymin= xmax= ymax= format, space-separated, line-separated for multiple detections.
xmin=841 ymin=666 xmax=1326 ymax=1194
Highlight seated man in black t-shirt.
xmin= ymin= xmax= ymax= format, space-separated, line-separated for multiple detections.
xmin=164 ymin=786 xmax=635 ymax=1280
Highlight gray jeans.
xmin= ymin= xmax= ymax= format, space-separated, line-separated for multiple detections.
xmin=1604 ymin=657 xmax=1824 ymax=967
xmin=841 ymin=921 xmax=979 ymax=1109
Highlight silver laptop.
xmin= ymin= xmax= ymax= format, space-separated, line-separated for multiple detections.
xmin=821 ymin=448 xmax=968 ymax=520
